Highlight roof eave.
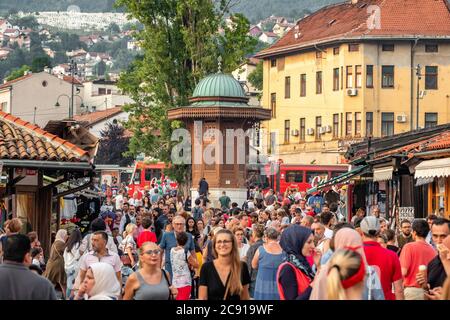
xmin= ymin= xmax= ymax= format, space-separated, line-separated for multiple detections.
xmin=255 ymin=35 xmax=450 ymax=59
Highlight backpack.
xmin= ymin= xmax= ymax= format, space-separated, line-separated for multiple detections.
xmin=276 ymin=262 xmax=311 ymax=300
xmin=192 ymin=207 xmax=203 ymax=221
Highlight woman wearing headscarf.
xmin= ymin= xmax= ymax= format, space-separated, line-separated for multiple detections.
xmin=44 ymin=229 xmax=68 ymax=298
xmin=276 ymin=225 xmax=318 ymax=300
xmin=74 ymin=262 xmax=121 ymax=300
xmin=310 ymin=227 xmax=384 ymax=300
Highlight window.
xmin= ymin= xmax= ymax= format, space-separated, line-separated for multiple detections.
xmin=346 ymin=66 xmax=353 ymax=88
xmin=41 ymin=81 xmax=48 ymax=87
xmin=382 ymin=44 xmax=394 ymax=51
xmin=98 ymin=88 xmax=106 ymax=95
xmin=381 ymin=112 xmax=394 ymax=136
xmin=425 ymin=66 xmax=438 ymax=90
xmin=284 ymin=120 xmax=290 ymax=144
xmin=355 ymin=65 xmax=362 ymax=88
xmin=270 ymin=93 xmax=276 ymax=118
xmin=425 ymin=44 xmax=438 ymax=53
xmin=382 ymin=66 xmax=394 ymax=88
xmin=285 ymin=171 xmax=303 ymax=183
xmin=300 ymin=118 xmax=305 ymax=141
xmin=355 ymin=112 xmax=361 ymax=135
xmin=333 ymin=68 xmax=339 ymax=91
xmin=306 ymin=171 xmax=328 ymax=184
xmin=315 ymin=116 xmax=322 ymax=140
xmin=316 ymin=71 xmax=322 ymax=94
xmin=425 ymin=113 xmax=438 ymax=128
xmin=300 ymin=74 xmax=306 ymax=97
xmin=340 ymin=66 xmax=343 ymax=90
xmin=333 ymin=47 xmax=339 ymax=55
xmin=345 ymin=112 xmax=352 ymax=136
xmin=133 ymin=169 xmax=141 ymax=184
xmin=107 ymin=89 xmax=112 ymax=94
xmin=0 ymin=102 xmax=7 ymax=111
xmin=366 ymin=112 xmax=373 ymax=137
xmin=271 ymin=59 xmax=277 ymax=67
xmin=285 ymin=76 xmax=291 ymax=98
xmin=316 ymin=51 xmax=323 ymax=59
xmin=366 ymin=65 xmax=373 ymax=88
xmin=348 ymin=44 xmax=359 ymax=52
xmin=333 ymin=114 xmax=339 ymax=138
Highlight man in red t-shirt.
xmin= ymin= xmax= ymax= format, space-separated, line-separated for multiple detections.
xmin=137 ymin=216 xmax=157 ymax=248
xmin=361 ymin=216 xmax=404 ymax=300
xmin=400 ymin=219 xmax=437 ymax=300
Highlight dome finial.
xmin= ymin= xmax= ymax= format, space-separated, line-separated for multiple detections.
xmin=217 ymin=56 xmax=222 ymax=73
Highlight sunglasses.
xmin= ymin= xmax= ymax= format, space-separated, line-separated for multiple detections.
xmin=144 ymin=249 xmax=161 ymax=255
xmin=216 ymin=240 xmax=232 ymax=245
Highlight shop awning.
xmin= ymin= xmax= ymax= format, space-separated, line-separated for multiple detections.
xmin=307 ymin=165 xmax=369 ymax=194
xmin=373 ymin=166 xmax=393 ymax=182
xmin=415 ymin=158 xmax=450 ymax=178
xmin=415 ymin=177 xmax=434 ymax=186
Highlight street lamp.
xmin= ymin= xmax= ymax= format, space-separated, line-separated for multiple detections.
xmin=416 ymin=64 xmax=422 ymax=130
xmin=55 ymin=94 xmax=83 ymax=117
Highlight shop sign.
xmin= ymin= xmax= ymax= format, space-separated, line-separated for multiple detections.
xmin=399 ymin=207 xmax=415 ymax=221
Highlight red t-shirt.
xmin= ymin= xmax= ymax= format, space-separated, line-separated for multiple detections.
xmin=400 ymin=240 xmax=437 ymax=288
xmin=363 ymin=241 xmax=403 ymax=300
xmin=137 ymin=229 xmax=157 ymax=248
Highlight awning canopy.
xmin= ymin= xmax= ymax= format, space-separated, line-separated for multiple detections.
xmin=373 ymin=166 xmax=393 ymax=182
xmin=415 ymin=158 xmax=450 ymax=178
xmin=415 ymin=177 xmax=434 ymax=186
xmin=307 ymin=165 xmax=369 ymax=194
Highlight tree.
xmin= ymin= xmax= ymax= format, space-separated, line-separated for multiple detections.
xmin=116 ymin=0 xmax=256 ymax=194
xmin=107 ymin=22 xmax=121 ymax=35
xmin=96 ymin=60 xmax=107 ymax=77
xmin=96 ymin=121 xmax=134 ymax=167
xmin=31 ymin=56 xmax=52 ymax=73
xmin=247 ymin=61 xmax=263 ymax=100
xmin=6 ymin=65 xmax=31 ymax=81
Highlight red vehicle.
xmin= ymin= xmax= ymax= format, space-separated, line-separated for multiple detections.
xmin=260 ymin=163 xmax=349 ymax=194
xmin=128 ymin=161 xmax=177 ymax=197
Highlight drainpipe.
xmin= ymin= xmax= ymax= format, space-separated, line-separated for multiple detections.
xmin=411 ymin=39 xmax=419 ymax=131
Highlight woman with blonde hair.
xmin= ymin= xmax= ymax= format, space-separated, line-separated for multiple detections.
xmin=44 ymin=229 xmax=68 ymax=298
xmin=199 ymin=229 xmax=250 ymax=300
xmin=326 ymin=248 xmax=366 ymax=300
xmin=120 ymin=223 xmax=138 ymax=285
xmin=123 ymin=241 xmax=177 ymax=300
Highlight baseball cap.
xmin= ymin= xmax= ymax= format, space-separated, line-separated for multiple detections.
xmin=360 ymin=216 xmax=380 ymax=235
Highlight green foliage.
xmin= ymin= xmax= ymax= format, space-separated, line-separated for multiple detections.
xmin=31 ymin=56 xmax=52 ymax=72
xmin=8 ymin=15 xmax=39 ymax=29
xmin=96 ymin=60 xmax=107 ymax=76
xmin=56 ymin=32 xmax=87 ymax=52
xmin=248 ymin=61 xmax=263 ymax=91
xmin=6 ymin=65 xmax=31 ymax=81
xmin=107 ymin=22 xmax=121 ymax=34
xmin=116 ymin=0 xmax=256 ymax=189
xmin=96 ymin=121 xmax=134 ymax=166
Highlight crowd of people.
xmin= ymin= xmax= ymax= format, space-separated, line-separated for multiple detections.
xmin=1 ymin=179 xmax=450 ymax=301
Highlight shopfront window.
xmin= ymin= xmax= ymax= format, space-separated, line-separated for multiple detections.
xmin=285 ymin=171 xmax=304 ymax=183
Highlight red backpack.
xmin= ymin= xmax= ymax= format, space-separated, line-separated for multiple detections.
xmin=276 ymin=262 xmax=311 ymax=300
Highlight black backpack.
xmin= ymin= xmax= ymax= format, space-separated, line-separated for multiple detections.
xmin=123 ymin=213 xmax=131 ymax=231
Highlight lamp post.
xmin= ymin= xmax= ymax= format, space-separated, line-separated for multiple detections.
xmin=55 ymin=94 xmax=83 ymax=118
xmin=68 ymin=60 xmax=78 ymax=119
xmin=416 ymin=64 xmax=422 ymax=130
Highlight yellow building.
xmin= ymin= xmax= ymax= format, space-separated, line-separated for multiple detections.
xmin=255 ymin=0 xmax=450 ymax=165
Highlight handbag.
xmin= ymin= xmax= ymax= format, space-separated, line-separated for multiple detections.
xmin=161 ymin=269 xmax=175 ymax=300
xmin=120 ymin=254 xmax=132 ymax=266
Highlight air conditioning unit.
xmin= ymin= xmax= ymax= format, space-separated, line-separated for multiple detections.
xmin=396 ymin=114 xmax=407 ymax=123
xmin=306 ymin=128 xmax=315 ymax=135
xmin=325 ymin=125 xmax=332 ymax=133
xmin=319 ymin=127 xmax=327 ymax=134
xmin=291 ymin=129 xmax=299 ymax=136
xmin=347 ymin=88 xmax=358 ymax=96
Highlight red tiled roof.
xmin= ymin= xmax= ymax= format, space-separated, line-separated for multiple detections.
xmin=73 ymin=107 xmax=124 ymax=126
xmin=62 ymin=76 xmax=82 ymax=85
xmin=263 ymin=32 xmax=278 ymax=37
xmin=247 ymin=57 xmax=261 ymax=65
xmin=0 ymin=111 xmax=89 ymax=162
xmin=256 ymin=0 xmax=450 ymax=58
xmin=0 ymin=73 xmax=33 ymax=90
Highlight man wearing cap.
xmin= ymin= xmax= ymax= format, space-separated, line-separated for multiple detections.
xmin=361 ymin=216 xmax=404 ymax=300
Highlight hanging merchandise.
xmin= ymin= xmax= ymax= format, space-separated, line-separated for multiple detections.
xmin=61 ymin=194 xmax=78 ymax=219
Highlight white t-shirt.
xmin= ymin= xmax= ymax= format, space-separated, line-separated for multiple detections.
xmin=239 ymin=243 xmax=250 ymax=260
xmin=170 ymin=247 xmax=192 ymax=288
xmin=324 ymin=228 xmax=333 ymax=239
xmin=114 ymin=194 xmax=124 ymax=210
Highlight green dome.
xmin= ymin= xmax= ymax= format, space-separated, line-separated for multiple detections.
xmin=192 ymin=73 xmax=246 ymax=99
